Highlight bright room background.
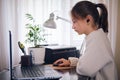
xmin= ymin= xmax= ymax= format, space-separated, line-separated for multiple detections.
xmin=0 ymin=0 xmax=118 ymax=71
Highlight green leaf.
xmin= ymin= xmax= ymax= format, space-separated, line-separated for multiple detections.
xmin=26 ymin=14 xmax=33 ymax=20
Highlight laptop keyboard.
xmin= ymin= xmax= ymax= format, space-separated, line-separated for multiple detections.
xmin=20 ymin=65 xmax=62 ymax=79
xmin=21 ymin=66 xmax=43 ymax=77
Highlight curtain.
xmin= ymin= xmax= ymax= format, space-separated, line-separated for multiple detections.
xmin=0 ymin=0 xmax=118 ymax=71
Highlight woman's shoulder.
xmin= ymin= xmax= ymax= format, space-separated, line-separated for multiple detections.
xmin=85 ymin=28 xmax=110 ymax=48
xmin=86 ymin=28 xmax=108 ymax=40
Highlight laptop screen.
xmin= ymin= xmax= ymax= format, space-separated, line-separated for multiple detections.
xmin=9 ymin=31 xmax=13 ymax=80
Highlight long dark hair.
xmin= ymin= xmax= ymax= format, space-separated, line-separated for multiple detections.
xmin=71 ymin=1 xmax=108 ymax=33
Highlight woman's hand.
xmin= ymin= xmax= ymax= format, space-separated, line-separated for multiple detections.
xmin=53 ymin=58 xmax=71 ymax=67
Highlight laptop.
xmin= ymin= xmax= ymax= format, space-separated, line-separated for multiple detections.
xmin=9 ymin=31 xmax=62 ymax=80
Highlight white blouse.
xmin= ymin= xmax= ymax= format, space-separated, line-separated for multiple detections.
xmin=69 ymin=28 xmax=118 ymax=80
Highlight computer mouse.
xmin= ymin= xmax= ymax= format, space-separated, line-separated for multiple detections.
xmin=53 ymin=61 xmax=63 ymax=66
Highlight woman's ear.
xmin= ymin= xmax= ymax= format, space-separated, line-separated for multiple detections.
xmin=85 ymin=15 xmax=92 ymax=23
xmin=87 ymin=19 xmax=90 ymax=23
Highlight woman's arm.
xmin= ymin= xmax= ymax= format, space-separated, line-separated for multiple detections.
xmin=76 ymin=34 xmax=113 ymax=77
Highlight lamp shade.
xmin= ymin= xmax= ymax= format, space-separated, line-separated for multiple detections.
xmin=43 ymin=13 xmax=56 ymax=29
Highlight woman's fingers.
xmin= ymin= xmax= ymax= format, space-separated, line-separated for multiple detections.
xmin=53 ymin=58 xmax=70 ymax=67
xmin=59 ymin=59 xmax=70 ymax=67
xmin=53 ymin=58 xmax=64 ymax=64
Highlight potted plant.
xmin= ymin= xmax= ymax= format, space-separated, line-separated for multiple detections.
xmin=25 ymin=13 xmax=46 ymax=47
xmin=24 ymin=14 xmax=46 ymax=64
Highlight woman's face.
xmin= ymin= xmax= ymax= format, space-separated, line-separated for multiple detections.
xmin=72 ymin=17 xmax=87 ymax=35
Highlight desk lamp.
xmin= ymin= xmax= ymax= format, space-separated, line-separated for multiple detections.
xmin=43 ymin=13 xmax=56 ymax=29
xmin=43 ymin=12 xmax=71 ymax=29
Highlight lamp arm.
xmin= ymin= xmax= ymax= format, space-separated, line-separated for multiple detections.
xmin=56 ymin=16 xmax=71 ymax=23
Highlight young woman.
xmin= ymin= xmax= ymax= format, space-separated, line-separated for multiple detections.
xmin=53 ymin=1 xmax=118 ymax=80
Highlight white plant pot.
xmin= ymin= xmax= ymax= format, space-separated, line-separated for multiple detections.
xmin=28 ymin=47 xmax=45 ymax=64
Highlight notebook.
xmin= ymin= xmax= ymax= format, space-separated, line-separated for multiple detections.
xmin=9 ymin=31 xmax=62 ymax=80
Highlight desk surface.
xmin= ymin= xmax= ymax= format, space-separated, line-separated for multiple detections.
xmin=0 ymin=66 xmax=89 ymax=80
